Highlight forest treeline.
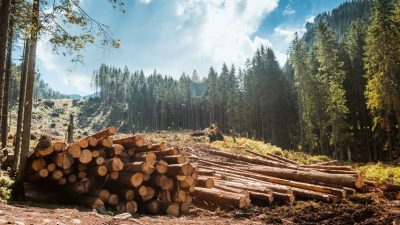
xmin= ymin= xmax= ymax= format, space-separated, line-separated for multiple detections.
xmin=91 ymin=0 xmax=400 ymax=162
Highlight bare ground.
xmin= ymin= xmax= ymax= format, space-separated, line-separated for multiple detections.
xmin=1 ymin=194 xmax=400 ymax=225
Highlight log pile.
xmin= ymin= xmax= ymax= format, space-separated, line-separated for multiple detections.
xmin=188 ymin=147 xmax=391 ymax=208
xmin=24 ymin=127 xmax=196 ymax=216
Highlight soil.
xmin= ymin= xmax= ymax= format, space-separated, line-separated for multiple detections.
xmin=1 ymin=196 xmax=399 ymax=225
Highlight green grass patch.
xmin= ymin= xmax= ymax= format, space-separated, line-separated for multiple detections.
xmin=356 ymin=163 xmax=400 ymax=184
xmin=0 ymin=175 xmax=14 ymax=200
xmin=210 ymin=136 xmax=330 ymax=165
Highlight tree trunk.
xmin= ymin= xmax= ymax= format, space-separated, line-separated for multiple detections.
xmin=12 ymin=39 xmax=29 ymax=173
xmin=0 ymin=0 xmax=12 ymax=132
xmin=15 ymin=0 xmax=40 ymax=187
xmin=1 ymin=19 xmax=13 ymax=149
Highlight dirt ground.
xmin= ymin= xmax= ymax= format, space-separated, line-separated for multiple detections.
xmin=1 ymin=195 xmax=400 ymax=225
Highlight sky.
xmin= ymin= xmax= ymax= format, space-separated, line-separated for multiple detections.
xmin=34 ymin=0 xmax=348 ymax=95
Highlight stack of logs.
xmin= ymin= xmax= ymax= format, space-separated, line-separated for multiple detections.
xmin=189 ymin=147 xmax=400 ymax=209
xmin=25 ymin=127 xmax=197 ymax=216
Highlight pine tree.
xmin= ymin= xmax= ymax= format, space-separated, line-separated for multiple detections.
xmin=364 ymin=0 xmax=400 ymax=160
xmin=314 ymin=22 xmax=349 ymax=159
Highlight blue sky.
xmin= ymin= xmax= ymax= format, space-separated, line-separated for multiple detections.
xmin=35 ymin=0 xmax=347 ymax=95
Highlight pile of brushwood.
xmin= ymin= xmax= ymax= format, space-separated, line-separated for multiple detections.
xmin=189 ymin=147 xmax=400 ymax=208
xmin=25 ymin=127 xmax=196 ymax=216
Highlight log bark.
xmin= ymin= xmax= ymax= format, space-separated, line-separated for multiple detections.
xmin=118 ymin=172 xmax=143 ymax=188
xmin=194 ymin=187 xmax=249 ymax=208
xmin=91 ymin=127 xmax=116 ymax=139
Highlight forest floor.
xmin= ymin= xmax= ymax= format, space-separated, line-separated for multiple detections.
xmin=1 ymin=194 xmax=400 ymax=225
xmin=2 ymin=99 xmax=400 ymax=224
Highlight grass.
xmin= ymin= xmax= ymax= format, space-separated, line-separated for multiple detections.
xmin=210 ymin=136 xmax=330 ymax=165
xmin=0 ymin=175 xmax=14 ymax=200
xmin=355 ymin=163 xmax=400 ymax=184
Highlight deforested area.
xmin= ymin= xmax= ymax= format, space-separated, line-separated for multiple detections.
xmin=0 ymin=0 xmax=400 ymax=224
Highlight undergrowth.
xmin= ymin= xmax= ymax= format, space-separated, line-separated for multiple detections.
xmin=356 ymin=163 xmax=400 ymax=184
xmin=210 ymin=136 xmax=330 ymax=165
xmin=0 ymin=175 xmax=13 ymax=200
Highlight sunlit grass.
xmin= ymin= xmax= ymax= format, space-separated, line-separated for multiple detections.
xmin=356 ymin=163 xmax=400 ymax=184
xmin=210 ymin=136 xmax=330 ymax=165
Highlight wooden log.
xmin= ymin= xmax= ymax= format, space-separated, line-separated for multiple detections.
xmin=106 ymin=157 xmax=124 ymax=172
xmin=95 ymin=156 xmax=105 ymax=166
xmin=67 ymin=174 xmax=78 ymax=183
xmin=54 ymin=152 xmax=74 ymax=169
xmin=108 ymin=194 xmax=119 ymax=206
xmin=291 ymin=187 xmax=331 ymax=202
xmin=142 ymin=186 xmax=156 ymax=201
xmin=244 ymin=149 xmax=287 ymax=164
xmin=88 ymin=137 xmax=99 ymax=147
xmin=146 ymin=200 xmax=160 ymax=214
xmin=109 ymin=171 xmax=119 ymax=180
xmin=63 ymin=167 xmax=72 ymax=175
xmin=272 ymin=192 xmax=295 ymax=203
xmin=239 ymin=165 xmax=364 ymax=189
xmin=53 ymin=141 xmax=66 ymax=152
xmin=155 ymin=160 xmax=168 ymax=174
xmin=99 ymin=137 xmax=113 ymax=148
xmin=112 ymin=134 xmax=145 ymax=148
xmin=180 ymin=203 xmax=190 ymax=213
xmin=153 ymin=148 xmax=179 ymax=158
xmin=125 ymin=200 xmax=138 ymax=213
xmin=78 ymin=171 xmax=87 ymax=179
xmin=52 ymin=169 xmax=64 ymax=180
xmin=310 ymin=160 xmax=338 ymax=166
xmin=138 ymin=185 xmax=148 ymax=198
xmin=127 ymin=148 xmax=135 ymax=157
xmin=384 ymin=182 xmax=400 ymax=192
xmin=162 ymin=155 xmax=185 ymax=164
xmin=86 ymin=165 xmax=108 ymax=177
xmin=91 ymin=127 xmax=117 ymax=139
xmin=124 ymin=161 xmax=149 ymax=173
xmin=67 ymin=144 xmax=81 ymax=159
xmin=203 ymin=162 xmax=346 ymax=197
xmin=37 ymin=145 xmax=54 ymax=156
xmin=31 ymin=158 xmax=46 ymax=172
xmin=106 ymin=144 xmax=123 ymax=156
xmin=119 ymin=172 xmax=144 ymax=188
xmin=27 ymin=169 xmax=49 ymax=182
xmin=198 ymin=168 xmax=215 ymax=176
xmin=77 ymin=139 xmax=89 ymax=149
xmin=76 ymin=196 xmax=104 ymax=209
xmin=196 ymin=176 xmax=214 ymax=188
xmin=46 ymin=163 xmax=56 ymax=173
xmin=58 ymin=177 xmax=67 ymax=185
xmin=166 ymin=163 xmax=193 ymax=176
xmin=199 ymin=147 xmax=299 ymax=169
xmin=95 ymin=189 xmax=111 ymax=203
xmin=79 ymin=149 xmax=93 ymax=164
xmin=150 ymin=142 xmax=166 ymax=151
xmin=301 ymin=165 xmax=354 ymax=171
xmin=266 ymin=153 xmax=300 ymax=166
xmin=194 ymin=187 xmax=249 ymax=208
xmin=173 ymin=190 xmax=187 ymax=203
xmin=77 ymin=163 xmax=87 ymax=171
xmin=206 ymin=166 xmax=293 ymax=194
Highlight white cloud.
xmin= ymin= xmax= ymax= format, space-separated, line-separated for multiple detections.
xmin=175 ymin=0 xmax=278 ymax=68
xmin=138 ymin=0 xmax=152 ymax=4
xmin=306 ymin=15 xmax=315 ymax=23
xmin=273 ymin=26 xmax=306 ymax=43
xmin=283 ymin=5 xmax=295 ymax=16
xmin=37 ymin=39 xmax=92 ymax=95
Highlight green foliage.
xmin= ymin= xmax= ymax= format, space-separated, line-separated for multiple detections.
xmin=0 ymin=176 xmax=14 ymax=200
xmin=357 ymin=163 xmax=400 ymax=184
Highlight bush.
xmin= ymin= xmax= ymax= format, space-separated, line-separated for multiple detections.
xmin=0 ymin=176 xmax=13 ymax=200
